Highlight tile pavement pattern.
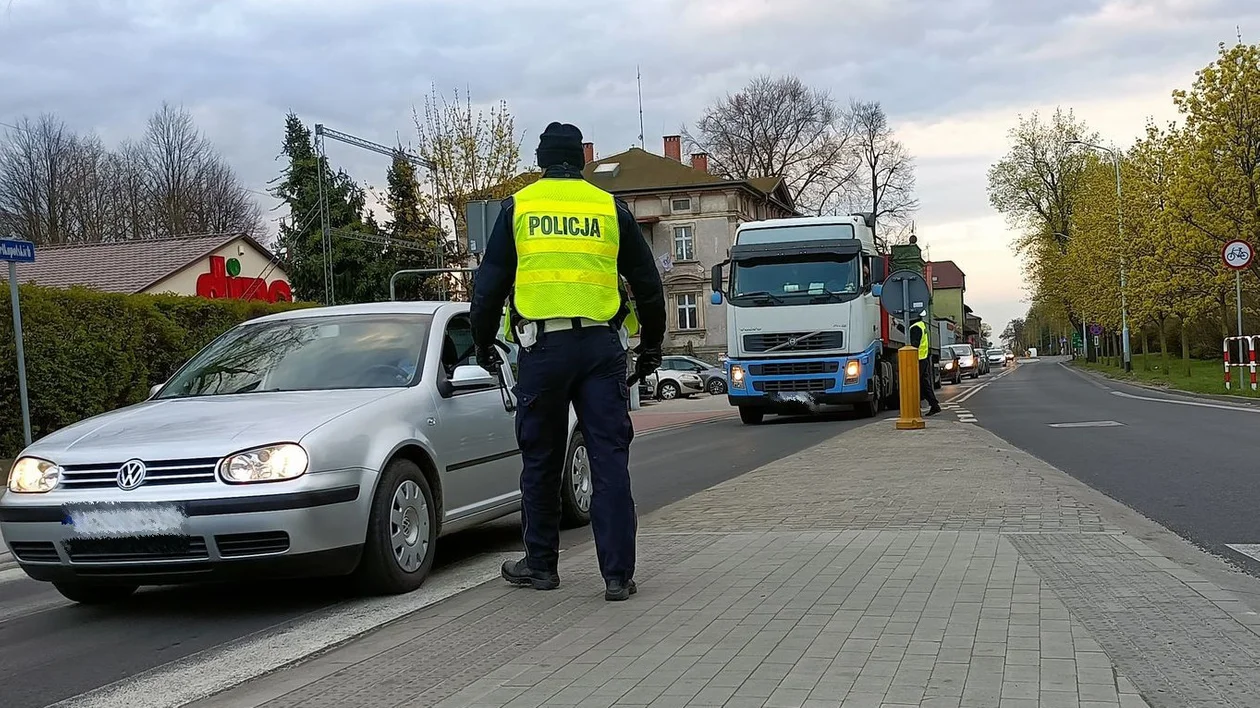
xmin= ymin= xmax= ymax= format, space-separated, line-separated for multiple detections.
xmin=197 ymin=422 xmax=1260 ymax=707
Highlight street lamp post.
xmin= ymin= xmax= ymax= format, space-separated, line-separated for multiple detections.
xmin=1067 ymin=140 xmax=1131 ymax=372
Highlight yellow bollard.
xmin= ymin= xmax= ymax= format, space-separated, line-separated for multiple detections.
xmin=895 ymin=345 xmax=925 ymax=430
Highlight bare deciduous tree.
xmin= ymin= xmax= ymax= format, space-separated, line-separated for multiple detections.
xmin=682 ymin=75 xmax=860 ymax=215
xmin=850 ymin=99 xmax=919 ymax=248
xmin=0 ymin=103 xmax=262 ymax=246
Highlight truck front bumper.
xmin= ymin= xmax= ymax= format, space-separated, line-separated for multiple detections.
xmin=724 ymin=353 xmax=876 ymax=410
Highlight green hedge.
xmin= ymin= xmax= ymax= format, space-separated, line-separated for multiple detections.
xmin=0 ymin=285 xmax=310 ymax=457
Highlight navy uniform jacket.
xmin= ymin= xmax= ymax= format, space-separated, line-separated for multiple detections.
xmin=469 ymin=165 xmax=666 ymax=351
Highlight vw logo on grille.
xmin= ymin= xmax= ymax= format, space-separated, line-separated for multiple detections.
xmin=116 ymin=459 xmax=147 ymax=490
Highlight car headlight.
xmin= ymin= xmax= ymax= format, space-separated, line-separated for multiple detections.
xmin=945 ymin=361 xmax=955 ymax=369
xmin=219 ymin=444 xmax=309 ymax=484
xmin=7 ymin=457 xmax=61 ymax=493
xmin=730 ymin=365 xmax=745 ymax=389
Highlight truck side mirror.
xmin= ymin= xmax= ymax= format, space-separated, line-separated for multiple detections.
xmin=710 ymin=261 xmax=727 ymax=298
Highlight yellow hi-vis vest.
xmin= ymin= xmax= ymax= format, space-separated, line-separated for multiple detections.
xmin=511 ymin=177 xmax=622 ymax=322
xmin=911 ymin=321 xmax=930 ymax=360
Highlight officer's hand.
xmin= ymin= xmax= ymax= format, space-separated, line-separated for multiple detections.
xmin=475 ymin=345 xmax=502 ymax=374
xmin=634 ymin=345 xmax=662 ymax=380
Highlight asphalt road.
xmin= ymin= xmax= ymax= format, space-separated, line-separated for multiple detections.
xmin=0 ymin=409 xmax=874 ymax=708
xmin=961 ymin=357 xmax=1260 ymax=576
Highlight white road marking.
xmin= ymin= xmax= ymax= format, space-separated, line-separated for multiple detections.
xmin=1048 ymin=421 xmax=1126 ymax=428
xmin=1226 ymin=544 xmax=1260 ymax=563
xmin=49 ymin=551 xmax=514 ymax=708
xmin=1110 ymin=390 xmax=1260 ymax=413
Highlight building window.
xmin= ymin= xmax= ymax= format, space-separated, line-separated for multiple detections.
xmin=673 ymin=225 xmax=694 ymax=261
xmin=676 ymin=293 xmax=699 ymax=330
xmin=671 ymin=197 xmax=691 ymax=212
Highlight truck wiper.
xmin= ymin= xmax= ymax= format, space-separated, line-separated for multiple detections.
xmin=808 ymin=287 xmax=847 ymax=303
xmin=734 ymin=290 xmax=785 ymax=304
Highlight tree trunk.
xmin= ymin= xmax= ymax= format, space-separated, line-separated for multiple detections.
xmin=1141 ymin=323 xmax=1151 ymax=370
xmin=1180 ymin=318 xmax=1192 ymax=377
xmin=1158 ymin=316 xmax=1170 ymax=377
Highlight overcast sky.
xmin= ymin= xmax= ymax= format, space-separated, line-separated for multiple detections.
xmin=3 ymin=0 xmax=1258 ymax=336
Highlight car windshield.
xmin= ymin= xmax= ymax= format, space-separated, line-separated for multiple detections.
xmin=158 ymin=313 xmax=432 ymax=398
xmin=949 ymin=345 xmax=974 ymax=356
xmin=731 ymin=254 xmax=860 ymax=302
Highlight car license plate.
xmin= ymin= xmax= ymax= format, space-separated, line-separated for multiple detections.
xmin=63 ymin=502 xmax=187 ymax=538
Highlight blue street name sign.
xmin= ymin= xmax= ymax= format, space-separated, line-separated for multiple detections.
xmin=0 ymin=239 xmax=35 ymax=263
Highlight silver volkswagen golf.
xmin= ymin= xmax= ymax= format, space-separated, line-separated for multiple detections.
xmin=0 ymin=301 xmax=593 ymax=603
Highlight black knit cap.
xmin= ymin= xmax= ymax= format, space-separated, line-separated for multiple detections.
xmin=536 ymin=122 xmax=585 ymax=169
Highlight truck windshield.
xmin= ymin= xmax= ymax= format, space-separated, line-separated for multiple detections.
xmin=731 ymin=254 xmax=860 ymax=303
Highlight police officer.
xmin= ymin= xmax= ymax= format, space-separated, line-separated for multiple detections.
xmin=469 ymin=122 xmax=666 ymax=601
xmin=909 ymin=311 xmax=941 ymax=416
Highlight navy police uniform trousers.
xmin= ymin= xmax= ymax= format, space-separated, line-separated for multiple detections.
xmin=513 ymin=324 xmax=636 ymax=583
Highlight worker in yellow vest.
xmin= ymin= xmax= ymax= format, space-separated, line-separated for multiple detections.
xmin=469 ymin=122 xmax=666 ymax=601
xmin=909 ymin=311 xmax=941 ymax=416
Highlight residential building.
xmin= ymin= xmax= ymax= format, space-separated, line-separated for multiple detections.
xmin=8 ymin=233 xmax=292 ymax=302
xmin=926 ymin=259 xmax=981 ymax=345
xmin=580 ymin=137 xmax=796 ymax=358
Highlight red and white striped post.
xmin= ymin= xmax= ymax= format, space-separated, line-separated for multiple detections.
xmin=1225 ymin=338 xmax=1232 ymax=389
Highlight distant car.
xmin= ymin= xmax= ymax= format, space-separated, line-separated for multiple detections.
xmin=987 ymin=348 xmax=1007 ymax=368
xmin=1005 ymin=351 xmax=1015 ymax=363
xmin=975 ymin=348 xmax=990 ymax=375
xmin=947 ymin=344 xmax=979 ymax=379
xmin=647 ymin=369 xmax=704 ymax=400
xmin=660 ymin=355 xmax=727 ymax=395
xmin=939 ymin=348 xmax=962 ymax=385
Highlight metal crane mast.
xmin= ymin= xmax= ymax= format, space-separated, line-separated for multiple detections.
xmin=313 ymin=124 xmax=435 ymax=305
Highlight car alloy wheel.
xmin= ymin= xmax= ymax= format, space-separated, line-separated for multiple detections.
xmin=707 ymin=378 xmax=727 ymax=395
xmin=657 ymin=381 xmax=680 ymax=400
xmin=561 ymin=430 xmax=592 ymax=528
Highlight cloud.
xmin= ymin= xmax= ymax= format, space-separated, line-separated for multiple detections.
xmin=2 ymin=0 xmax=1259 ymax=332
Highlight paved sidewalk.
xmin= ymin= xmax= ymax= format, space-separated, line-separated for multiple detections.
xmin=193 ymin=420 xmax=1260 ymax=708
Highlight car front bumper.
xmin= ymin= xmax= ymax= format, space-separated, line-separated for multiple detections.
xmin=0 ymin=468 xmax=373 ymax=585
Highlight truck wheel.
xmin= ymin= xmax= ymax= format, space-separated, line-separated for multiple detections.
xmin=859 ymin=375 xmax=881 ymax=418
xmin=739 ymin=407 xmax=764 ymax=425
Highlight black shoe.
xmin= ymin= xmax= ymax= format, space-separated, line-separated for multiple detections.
xmin=926 ymin=406 xmax=942 ymax=416
xmin=605 ymin=578 xmax=637 ymax=601
xmin=501 ymin=559 xmax=559 ymax=590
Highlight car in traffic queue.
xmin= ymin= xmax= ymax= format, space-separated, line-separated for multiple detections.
xmin=986 ymin=348 xmax=1007 ymax=369
xmin=0 ymin=301 xmax=593 ymax=605
xmin=938 ymin=346 xmax=963 ymax=385
xmin=975 ymin=347 xmax=990 ymax=375
xmin=946 ymin=344 xmax=980 ymax=380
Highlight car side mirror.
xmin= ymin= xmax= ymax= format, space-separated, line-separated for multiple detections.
xmin=148 ymin=383 xmax=164 ymax=399
xmin=449 ymin=364 xmax=497 ymax=391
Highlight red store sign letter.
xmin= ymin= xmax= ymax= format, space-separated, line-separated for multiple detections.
xmin=196 ymin=256 xmax=292 ymax=303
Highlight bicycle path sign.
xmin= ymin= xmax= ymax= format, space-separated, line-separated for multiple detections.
xmin=1224 ymin=240 xmax=1253 ymax=270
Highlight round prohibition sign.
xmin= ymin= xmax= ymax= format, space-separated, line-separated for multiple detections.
xmin=1223 ymin=239 xmax=1254 ymax=270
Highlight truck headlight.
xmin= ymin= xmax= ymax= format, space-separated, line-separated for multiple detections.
xmin=844 ymin=359 xmax=861 ymax=383
xmin=730 ymin=365 xmax=745 ymax=389
xmin=8 ymin=457 xmax=61 ymax=493
xmin=219 ymin=444 xmax=309 ymax=484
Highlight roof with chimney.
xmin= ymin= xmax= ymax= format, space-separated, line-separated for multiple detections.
xmin=926 ymin=260 xmax=966 ymax=290
xmin=7 ymin=233 xmax=276 ymax=294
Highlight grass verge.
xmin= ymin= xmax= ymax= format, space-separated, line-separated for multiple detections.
xmin=1075 ymin=352 xmax=1260 ymax=398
